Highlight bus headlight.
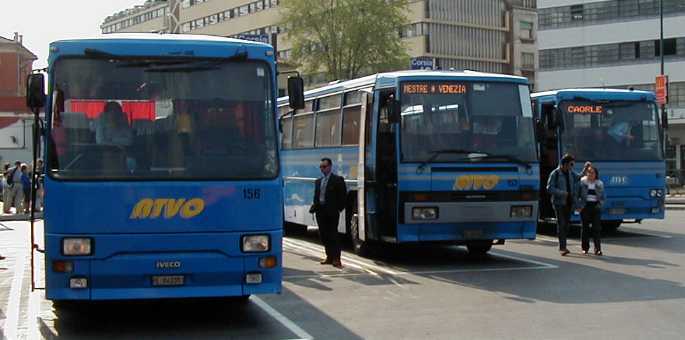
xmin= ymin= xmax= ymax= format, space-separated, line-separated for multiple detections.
xmin=62 ymin=238 xmax=92 ymax=256
xmin=412 ymin=207 xmax=438 ymax=220
xmin=510 ymin=205 xmax=533 ymax=218
xmin=242 ymin=235 xmax=270 ymax=252
xmin=649 ymin=189 xmax=664 ymax=198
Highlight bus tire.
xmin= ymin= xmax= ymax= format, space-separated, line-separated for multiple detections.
xmin=284 ymin=222 xmax=307 ymax=236
xmin=351 ymin=214 xmax=371 ymax=257
xmin=52 ymin=300 xmax=86 ymax=313
xmin=466 ymin=240 xmax=493 ymax=256
xmin=603 ymin=221 xmax=621 ymax=233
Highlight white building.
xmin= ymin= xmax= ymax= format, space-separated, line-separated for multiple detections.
xmin=537 ymin=0 xmax=685 ymax=180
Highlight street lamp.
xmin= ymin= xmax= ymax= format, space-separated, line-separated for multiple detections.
xmin=659 ymin=0 xmax=668 ymax=153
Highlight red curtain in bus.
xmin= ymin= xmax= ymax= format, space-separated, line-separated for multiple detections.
xmin=122 ymin=101 xmax=155 ymax=122
xmin=69 ymin=100 xmax=106 ymax=119
xmin=69 ymin=100 xmax=156 ymax=122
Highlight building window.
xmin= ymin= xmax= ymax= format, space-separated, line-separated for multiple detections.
xmin=519 ymin=21 xmax=534 ymax=40
xmin=522 ymin=52 xmax=535 ymax=69
xmin=570 ymin=5 xmax=584 ymax=21
xmin=655 ymin=38 xmax=677 ymax=57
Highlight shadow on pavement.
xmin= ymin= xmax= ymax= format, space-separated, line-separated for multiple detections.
xmin=409 ymin=248 xmax=685 ymax=305
xmin=40 ymin=290 xmax=362 ymax=339
xmin=286 ymin=227 xmax=685 ymax=305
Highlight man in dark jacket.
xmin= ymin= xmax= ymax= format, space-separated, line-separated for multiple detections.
xmin=546 ymin=153 xmax=581 ymax=256
xmin=311 ymin=157 xmax=347 ymax=268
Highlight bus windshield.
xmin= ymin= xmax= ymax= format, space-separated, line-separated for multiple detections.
xmin=50 ymin=57 xmax=277 ymax=180
xmin=400 ymin=82 xmax=536 ymax=163
xmin=559 ymin=100 xmax=662 ymax=161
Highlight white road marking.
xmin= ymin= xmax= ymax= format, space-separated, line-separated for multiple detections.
xmin=284 ymin=239 xmax=398 ymax=275
xmin=4 ymin=252 xmax=27 ymax=340
xmin=26 ymin=290 xmax=41 ymax=340
xmin=488 ymin=251 xmax=558 ymax=269
xmin=251 ymin=296 xmax=313 ymax=340
xmin=610 ymin=229 xmax=673 ymax=239
xmin=284 ymin=241 xmax=382 ymax=277
xmin=283 ymin=238 xmax=557 ymax=280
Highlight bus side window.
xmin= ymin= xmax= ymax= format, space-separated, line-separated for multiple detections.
xmin=342 ymin=91 xmax=362 ymax=145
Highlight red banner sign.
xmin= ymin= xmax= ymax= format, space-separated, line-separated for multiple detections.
xmin=656 ymin=75 xmax=668 ymax=105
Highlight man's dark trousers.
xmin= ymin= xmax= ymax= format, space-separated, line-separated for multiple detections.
xmin=315 ymin=207 xmax=341 ymax=261
xmin=554 ymin=205 xmax=572 ymax=250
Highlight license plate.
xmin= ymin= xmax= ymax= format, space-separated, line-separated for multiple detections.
xmin=152 ymin=275 xmax=184 ymax=286
xmin=609 ymin=208 xmax=625 ymax=215
xmin=464 ymin=230 xmax=483 ymax=239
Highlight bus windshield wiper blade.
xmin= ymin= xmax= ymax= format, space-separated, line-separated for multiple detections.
xmin=469 ymin=153 xmax=532 ymax=169
xmin=417 ymin=149 xmax=488 ymax=171
xmin=84 ymin=48 xmax=119 ymax=58
xmin=143 ymin=60 xmax=223 ymax=73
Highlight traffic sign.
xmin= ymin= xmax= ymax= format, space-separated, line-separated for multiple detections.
xmin=236 ymin=34 xmax=271 ymax=45
xmin=410 ymin=57 xmax=435 ymax=70
xmin=656 ymin=74 xmax=668 ymax=105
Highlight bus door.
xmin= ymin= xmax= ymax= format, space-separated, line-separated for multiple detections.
xmin=375 ymin=90 xmax=399 ymax=239
xmin=354 ymin=91 xmax=372 ymax=251
xmin=539 ymin=101 xmax=560 ymax=219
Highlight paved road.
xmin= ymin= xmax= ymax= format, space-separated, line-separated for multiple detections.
xmin=2 ymin=212 xmax=684 ymax=339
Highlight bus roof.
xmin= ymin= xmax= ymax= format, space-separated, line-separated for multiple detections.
xmin=48 ymin=33 xmax=273 ymax=64
xmin=51 ymin=33 xmax=271 ymax=47
xmin=531 ymin=88 xmax=656 ymax=102
xmin=278 ymin=70 xmax=528 ymax=105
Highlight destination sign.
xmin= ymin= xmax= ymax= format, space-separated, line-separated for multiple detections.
xmin=563 ymin=103 xmax=605 ymax=114
xmin=402 ymin=83 xmax=467 ymax=95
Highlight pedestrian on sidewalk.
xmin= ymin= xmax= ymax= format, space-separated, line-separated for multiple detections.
xmin=21 ymin=164 xmax=31 ymax=214
xmin=1 ymin=162 xmax=10 ymax=203
xmin=310 ymin=157 xmax=347 ymax=269
xmin=4 ymin=161 xmax=24 ymax=214
xmin=546 ymin=153 xmax=582 ymax=256
xmin=580 ymin=164 xmax=605 ymax=256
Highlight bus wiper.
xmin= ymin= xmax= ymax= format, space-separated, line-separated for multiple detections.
xmin=117 ymin=60 xmax=191 ymax=68
xmin=143 ymin=60 xmax=223 ymax=73
xmin=469 ymin=153 xmax=532 ymax=170
xmin=84 ymin=48 xmax=119 ymax=58
xmin=417 ymin=149 xmax=488 ymax=172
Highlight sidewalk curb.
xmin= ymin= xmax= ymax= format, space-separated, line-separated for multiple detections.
xmin=666 ymin=205 xmax=685 ymax=211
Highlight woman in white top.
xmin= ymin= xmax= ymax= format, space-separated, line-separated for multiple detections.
xmin=579 ymin=164 xmax=606 ymax=255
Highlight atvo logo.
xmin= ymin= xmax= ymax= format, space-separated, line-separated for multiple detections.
xmin=130 ymin=198 xmax=205 ymax=219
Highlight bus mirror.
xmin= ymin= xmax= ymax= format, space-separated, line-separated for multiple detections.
xmin=389 ymin=99 xmax=401 ymax=124
xmin=552 ymin=108 xmax=563 ymax=130
xmin=534 ymin=119 xmax=545 ymax=143
xmin=288 ymin=76 xmax=305 ymax=110
xmin=662 ymin=108 xmax=669 ymax=130
xmin=278 ymin=118 xmax=283 ymax=134
xmin=26 ymin=74 xmax=46 ymax=112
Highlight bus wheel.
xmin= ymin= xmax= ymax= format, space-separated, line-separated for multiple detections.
xmin=466 ymin=240 xmax=493 ymax=256
xmin=52 ymin=300 xmax=86 ymax=313
xmin=603 ymin=221 xmax=621 ymax=233
xmin=351 ymin=214 xmax=371 ymax=257
xmin=284 ymin=222 xmax=307 ymax=236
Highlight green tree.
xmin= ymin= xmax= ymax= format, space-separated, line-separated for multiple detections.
xmin=281 ymin=0 xmax=409 ymax=82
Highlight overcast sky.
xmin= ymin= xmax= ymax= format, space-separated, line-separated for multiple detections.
xmin=1 ymin=1 xmax=144 ymax=68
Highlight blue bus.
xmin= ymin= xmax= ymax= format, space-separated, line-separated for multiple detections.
xmin=25 ymin=34 xmax=304 ymax=302
xmin=278 ymin=71 xmax=539 ymax=255
xmin=531 ymin=89 xmax=666 ymax=230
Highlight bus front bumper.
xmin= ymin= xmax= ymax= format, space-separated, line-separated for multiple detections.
xmin=44 ymin=231 xmax=282 ymax=301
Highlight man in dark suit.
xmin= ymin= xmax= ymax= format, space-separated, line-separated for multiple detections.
xmin=311 ymin=157 xmax=347 ymax=268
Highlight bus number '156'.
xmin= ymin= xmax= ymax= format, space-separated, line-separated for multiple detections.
xmin=243 ymin=189 xmax=261 ymax=200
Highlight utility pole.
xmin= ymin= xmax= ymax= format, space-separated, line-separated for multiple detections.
xmin=660 ymin=0 xmax=668 ymax=153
